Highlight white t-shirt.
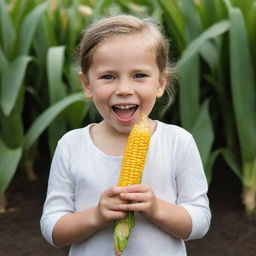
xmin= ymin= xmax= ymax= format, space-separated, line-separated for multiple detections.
xmin=41 ymin=120 xmax=211 ymax=256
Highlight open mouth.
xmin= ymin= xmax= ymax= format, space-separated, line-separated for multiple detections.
xmin=112 ymin=104 xmax=138 ymax=121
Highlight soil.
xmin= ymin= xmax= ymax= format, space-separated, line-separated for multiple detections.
xmin=1 ymin=158 xmax=256 ymax=256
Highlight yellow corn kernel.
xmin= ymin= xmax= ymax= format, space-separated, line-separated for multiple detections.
xmin=114 ymin=113 xmax=151 ymax=256
xmin=117 ymin=113 xmax=151 ymax=187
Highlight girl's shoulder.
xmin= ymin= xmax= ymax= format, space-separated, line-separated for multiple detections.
xmin=57 ymin=124 xmax=92 ymax=148
xmin=154 ymin=121 xmax=194 ymax=152
xmin=155 ymin=120 xmax=192 ymax=141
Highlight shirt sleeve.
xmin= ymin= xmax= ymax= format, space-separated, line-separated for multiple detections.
xmin=40 ymin=139 xmax=75 ymax=246
xmin=175 ymin=135 xmax=211 ymax=241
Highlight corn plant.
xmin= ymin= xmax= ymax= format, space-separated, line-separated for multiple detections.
xmin=162 ymin=0 xmax=256 ymax=215
xmin=159 ymin=0 xmax=230 ymax=182
xmin=221 ymin=0 xmax=256 ymax=215
xmin=0 ymin=0 xmax=89 ymax=212
xmin=1 ymin=0 xmax=256 ymax=217
xmin=0 ymin=0 xmax=154 ymax=212
xmin=0 ymin=0 xmax=48 ymax=211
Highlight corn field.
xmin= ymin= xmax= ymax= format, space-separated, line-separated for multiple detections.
xmin=0 ymin=0 xmax=256 ymax=216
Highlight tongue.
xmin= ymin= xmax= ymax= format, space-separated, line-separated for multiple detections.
xmin=114 ymin=108 xmax=136 ymax=119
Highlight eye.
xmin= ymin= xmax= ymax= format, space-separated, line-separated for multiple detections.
xmin=134 ymin=73 xmax=148 ymax=79
xmin=100 ymin=74 xmax=115 ymax=80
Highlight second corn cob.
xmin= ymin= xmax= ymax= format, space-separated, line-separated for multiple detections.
xmin=114 ymin=113 xmax=151 ymax=256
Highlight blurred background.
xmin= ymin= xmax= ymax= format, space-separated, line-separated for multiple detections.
xmin=0 ymin=0 xmax=256 ymax=255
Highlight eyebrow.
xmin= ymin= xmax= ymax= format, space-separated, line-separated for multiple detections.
xmin=132 ymin=68 xmax=152 ymax=73
xmin=94 ymin=69 xmax=117 ymax=76
xmin=95 ymin=67 xmax=153 ymax=74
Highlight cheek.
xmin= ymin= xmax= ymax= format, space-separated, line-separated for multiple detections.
xmin=92 ymin=87 xmax=111 ymax=104
xmin=140 ymin=84 xmax=159 ymax=100
xmin=140 ymin=91 xmax=157 ymax=109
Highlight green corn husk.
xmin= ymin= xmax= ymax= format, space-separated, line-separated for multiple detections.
xmin=114 ymin=211 xmax=135 ymax=256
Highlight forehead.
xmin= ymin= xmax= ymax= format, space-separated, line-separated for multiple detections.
xmin=91 ymin=33 xmax=157 ymax=67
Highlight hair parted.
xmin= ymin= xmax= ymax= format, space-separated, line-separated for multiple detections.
xmin=78 ymin=14 xmax=177 ymax=107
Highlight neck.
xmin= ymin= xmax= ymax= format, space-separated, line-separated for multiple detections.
xmin=89 ymin=119 xmax=156 ymax=156
xmin=89 ymin=122 xmax=129 ymax=156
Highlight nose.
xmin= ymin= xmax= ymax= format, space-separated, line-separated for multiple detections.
xmin=115 ymin=78 xmax=134 ymax=95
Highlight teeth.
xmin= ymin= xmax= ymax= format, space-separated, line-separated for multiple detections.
xmin=114 ymin=105 xmax=137 ymax=110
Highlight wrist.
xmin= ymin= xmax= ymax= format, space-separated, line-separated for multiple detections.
xmin=141 ymin=197 xmax=160 ymax=221
xmin=91 ymin=207 xmax=110 ymax=230
xmin=148 ymin=197 xmax=162 ymax=220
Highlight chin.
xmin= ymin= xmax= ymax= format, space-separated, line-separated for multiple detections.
xmin=113 ymin=123 xmax=134 ymax=135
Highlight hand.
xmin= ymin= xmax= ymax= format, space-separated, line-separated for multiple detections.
xmin=119 ymin=184 xmax=157 ymax=219
xmin=95 ymin=186 xmax=127 ymax=228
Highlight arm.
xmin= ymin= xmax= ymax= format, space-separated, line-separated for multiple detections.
xmin=52 ymin=186 xmax=126 ymax=246
xmin=41 ymin=140 xmax=126 ymax=247
xmin=52 ymin=207 xmax=100 ymax=246
xmin=118 ymin=184 xmax=192 ymax=239
xmin=118 ymin=136 xmax=211 ymax=240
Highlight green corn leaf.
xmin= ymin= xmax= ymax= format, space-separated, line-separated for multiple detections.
xmin=23 ymin=93 xmax=85 ymax=151
xmin=0 ymin=88 xmax=24 ymax=149
xmin=160 ymin=0 xmax=185 ymax=38
xmin=205 ymin=149 xmax=222 ymax=183
xmin=151 ymin=6 xmax=163 ymax=23
xmin=221 ymin=148 xmax=242 ymax=180
xmin=47 ymin=46 xmax=67 ymax=155
xmin=18 ymin=1 xmax=48 ymax=55
xmin=32 ymin=13 xmax=58 ymax=66
xmin=214 ymin=0 xmax=228 ymax=20
xmin=66 ymin=6 xmax=79 ymax=51
xmin=199 ymin=40 xmax=219 ymax=71
xmin=68 ymin=65 xmax=81 ymax=92
xmin=229 ymin=7 xmax=256 ymax=161
xmin=248 ymin=2 xmax=256 ymax=68
xmin=9 ymin=0 xmax=28 ymax=29
xmin=0 ymin=45 xmax=8 ymax=72
xmin=47 ymin=46 xmax=66 ymax=103
xmin=178 ymin=20 xmax=230 ymax=67
xmin=114 ymin=211 xmax=134 ymax=255
xmin=92 ymin=0 xmax=114 ymax=22
xmin=201 ymin=0 xmax=217 ymax=27
xmin=65 ymin=100 xmax=89 ymax=129
xmin=65 ymin=65 xmax=88 ymax=128
xmin=178 ymin=55 xmax=200 ymax=131
xmin=0 ymin=0 xmax=16 ymax=56
xmin=231 ymin=0 xmax=254 ymax=15
xmin=180 ymin=0 xmax=202 ymax=42
xmin=0 ymin=55 xmax=32 ymax=116
xmin=0 ymin=139 xmax=22 ymax=194
xmin=191 ymin=99 xmax=214 ymax=169
xmin=0 ymin=112 xmax=24 ymax=150
xmin=159 ymin=0 xmax=185 ymax=52
xmin=223 ymin=0 xmax=232 ymax=9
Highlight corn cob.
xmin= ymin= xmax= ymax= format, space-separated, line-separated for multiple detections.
xmin=114 ymin=113 xmax=151 ymax=256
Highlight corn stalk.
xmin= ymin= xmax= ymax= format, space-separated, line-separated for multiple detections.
xmin=0 ymin=0 xmax=91 ymax=212
xmin=0 ymin=0 xmax=48 ymax=211
xmin=222 ymin=1 xmax=256 ymax=215
xmin=160 ymin=0 xmax=231 ymax=182
xmin=0 ymin=0 xmax=155 ymax=213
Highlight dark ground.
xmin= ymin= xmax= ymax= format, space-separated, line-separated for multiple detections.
xmin=1 ymin=159 xmax=256 ymax=256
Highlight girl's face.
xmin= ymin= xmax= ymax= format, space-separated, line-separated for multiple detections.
xmin=80 ymin=33 xmax=167 ymax=135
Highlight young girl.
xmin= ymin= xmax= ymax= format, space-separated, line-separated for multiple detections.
xmin=41 ymin=15 xmax=211 ymax=256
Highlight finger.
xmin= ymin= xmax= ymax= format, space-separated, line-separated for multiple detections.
xmin=108 ymin=200 xmax=129 ymax=211
xmin=121 ymin=184 xmax=150 ymax=193
xmin=119 ymin=202 xmax=149 ymax=212
xmin=104 ymin=186 xmax=122 ymax=197
xmin=120 ymin=192 xmax=151 ymax=202
xmin=110 ymin=211 xmax=127 ymax=220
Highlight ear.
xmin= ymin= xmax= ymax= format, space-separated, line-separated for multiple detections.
xmin=79 ymin=71 xmax=93 ymax=99
xmin=156 ymin=71 xmax=168 ymax=98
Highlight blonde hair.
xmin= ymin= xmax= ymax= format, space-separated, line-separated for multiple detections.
xmin=78 ymin=14 xmax=176 ymax=107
